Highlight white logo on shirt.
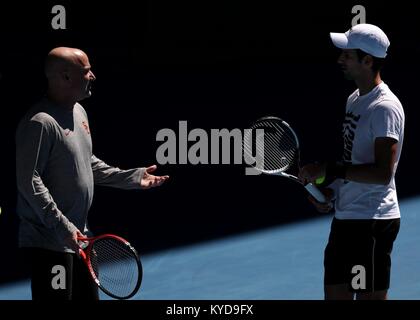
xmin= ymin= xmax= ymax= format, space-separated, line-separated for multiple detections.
xmin=342 ymin=111 xmax=361 ymax=163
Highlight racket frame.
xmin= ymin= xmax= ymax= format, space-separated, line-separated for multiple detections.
xmin=245 ymin=116 xmax=327 ymax=203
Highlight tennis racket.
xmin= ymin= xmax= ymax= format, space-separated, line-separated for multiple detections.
xmin=243 ymin=116 xmax=327 ymax=203
xmin=77 ymin=234 xmax=143 ymax=300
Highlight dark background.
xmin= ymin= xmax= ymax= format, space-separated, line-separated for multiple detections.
xmin=0 ymin=1 xmax=419 ymax=284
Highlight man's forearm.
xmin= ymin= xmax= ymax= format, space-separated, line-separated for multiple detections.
xmin=327 ymin=162 xmax=392 ymax=185
xmin=345 ymin=163 xmax=393 ymax=185
xmin=91 ymin=155 xmax=145 ymax=189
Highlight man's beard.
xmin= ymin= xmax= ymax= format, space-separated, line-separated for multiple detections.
xmin=343 ymin=71 xmax=354 ymax=80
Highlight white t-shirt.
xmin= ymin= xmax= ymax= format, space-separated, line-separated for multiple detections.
xmin=332 ymin=82 xmax=405 ymax=220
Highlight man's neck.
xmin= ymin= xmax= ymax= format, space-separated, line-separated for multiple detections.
xmin=46 ymin=90 xmax=76 ymax=111
xmin=355 ymin=73 xmax=382 ymax=96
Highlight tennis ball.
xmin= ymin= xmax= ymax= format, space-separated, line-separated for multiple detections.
xmin=315 ymin=176 xmax=325 ymax=185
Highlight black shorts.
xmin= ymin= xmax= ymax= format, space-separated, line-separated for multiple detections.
xmin=21 ymin=247 xmax=99 ymax=300
xmin=324 ymin=217 xmax=400 ymax=292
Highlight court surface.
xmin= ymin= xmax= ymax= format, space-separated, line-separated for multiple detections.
xmin=1 ymin=196 xmax=419 ymax=300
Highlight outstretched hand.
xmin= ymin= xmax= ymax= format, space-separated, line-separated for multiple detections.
xmin=140 ymin=165 xmax=169 ymax=189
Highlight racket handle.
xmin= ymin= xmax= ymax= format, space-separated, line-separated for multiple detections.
xmin=304 ymin=183 xmax=327 ymax=203
xmin=79 ymin=248 xmax=87 ymax=260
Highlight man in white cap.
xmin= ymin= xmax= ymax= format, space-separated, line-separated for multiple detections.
xmin=299 ymin=24 xmax=405 ymax=300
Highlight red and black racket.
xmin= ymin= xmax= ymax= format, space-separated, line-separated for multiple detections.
xmin=77 ymin=234 xmax=143 ymax=300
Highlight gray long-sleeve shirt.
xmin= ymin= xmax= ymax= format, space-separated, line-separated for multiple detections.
xmin=16 ymin=98 xmax=145 ymax=253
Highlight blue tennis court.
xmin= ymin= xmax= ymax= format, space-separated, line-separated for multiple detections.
xmin=1 ymin=196 xmax=419 ymax=300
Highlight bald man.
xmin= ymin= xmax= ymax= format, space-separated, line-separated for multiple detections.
xmin=16 ymin=47 xmax=169 ymax=300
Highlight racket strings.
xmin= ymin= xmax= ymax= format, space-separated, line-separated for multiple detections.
xmin=267 ymin=122 xmax=298 ymax=156
xmin=89 ymin=238 xmax=140 ymax=298
xmin=259 ymin=124 xmax=296 ymax=169
xmin=244 ymin=127 xmax=290 ymax=171
xmin=243 ymin=126 xmax=283 ymax=168
xmin=245 ymin=119 xmax=298 ymax=172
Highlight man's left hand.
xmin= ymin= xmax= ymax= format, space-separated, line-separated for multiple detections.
xmin=140 ymin=165 xmax=169 ymax=189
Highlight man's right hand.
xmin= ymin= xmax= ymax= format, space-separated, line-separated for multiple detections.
xmin=307 ymin=187 xmax=335 ymax=213
xmin=63 ymin=229 xmax=84 ymax=254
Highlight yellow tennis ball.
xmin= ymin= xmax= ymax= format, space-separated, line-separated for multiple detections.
xmin=315 ymin=176 xmax=325 ymax=185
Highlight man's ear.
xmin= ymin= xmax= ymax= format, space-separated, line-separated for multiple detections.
xmin=362 ymin=55 xmax=374 ymax=68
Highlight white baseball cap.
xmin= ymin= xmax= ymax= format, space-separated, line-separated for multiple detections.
xmin=330 ymin=24 xmax=390 ymax=58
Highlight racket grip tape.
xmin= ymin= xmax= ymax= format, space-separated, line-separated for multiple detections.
xmin=304 ymin=183 xmax=327 ymax=203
